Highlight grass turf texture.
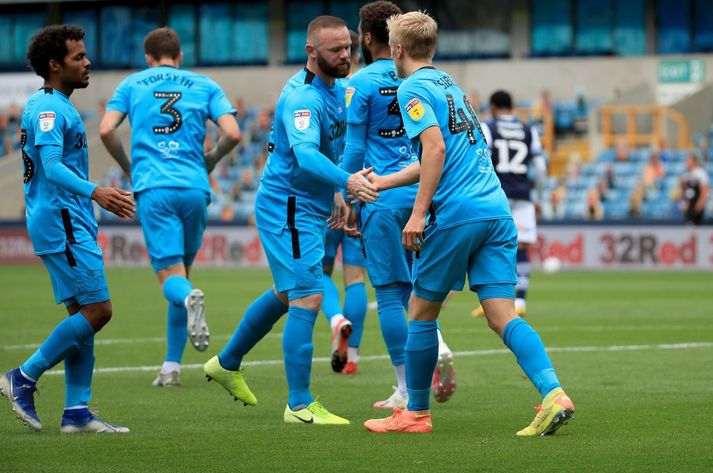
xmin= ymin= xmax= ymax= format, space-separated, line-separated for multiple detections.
xmin=1 ymin=266 xmax=712 ymax=472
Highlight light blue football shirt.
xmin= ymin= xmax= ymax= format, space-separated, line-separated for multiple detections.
xmin=346 ymin=59 xmax=417 ymax=210
xmin=106 ymin=65 xmax=235 ymax=194
xmin=256 ymin=68 xmax=347 ymax=232
xmin=397 ymin=67 xmax=510 ymax=229
xmin=21 ymin=87 xmax=97 ymax=255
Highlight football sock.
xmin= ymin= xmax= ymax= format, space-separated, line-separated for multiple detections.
xmin=64 ymin=334 xmax=95 ymax=408
xmin=161 ymin=361 xmax=180 ymax=375
xmin=393 ymin=363 xmax=407 ymax=396
xmin=516 ymin=248 xmax=530 ymax=301
xmin=375 ymin=285 xmax=408 ymax=366
xmin=347 ymin=346 xmax=360 ymax=363
xmin=321 ymin=274 xmax=342 ymax=323
xmin=405 ymin=320 xmax=438 ymax=412
xmin=21 ymin=313 xmax=95 ymax=381
xmin=219 ymin=289 xmax=288 ymax=371
xmin=344 ymin=282 xmax=367 ymax=349
xmin=162 ymin=275 xmax=192 ymax=306
xmin=283 ymin=306 xmax=317 ymax=410
xmin=502 ymin=318 xmax=561 ymax=398
xmin=165 ymin=302 xmax=188 ymax=363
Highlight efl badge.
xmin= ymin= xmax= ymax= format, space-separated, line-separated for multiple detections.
xmin=345 ymin=87 xmax=355 ymax=107
xmin=38 ymin=111 xmax=56 ymax=132
xmin=294 ymin=110 xmax=311 ymax=131
xmin=405 ymin=98 xmax=425 ymax=121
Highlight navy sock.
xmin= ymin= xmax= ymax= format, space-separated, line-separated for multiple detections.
xmin=516 ymin=248 xmax=530 ymax=301
xmin=405 ymin=320 xmax=439 ymax=412
xmin=21 ymin=314 xmax=95 ymax=381
xmin=375 ymin=285 xmax=408 ymax=366
xmin=321 ymin=274 xmax=342 ymax=323
xmin=283 ymin=306 xmax=318 ymax=409
xmin=64 ymin=333 xmax=95 ymax=408
xmin=502 ymin=318 xmax=561 ymax=397
xmin=219 ymin=289 xmax=288 ymax=370
xmin=344 ymin=282 xmax=367 ymax=349
xmin=166 ymin=303 xmax=188 ymax=363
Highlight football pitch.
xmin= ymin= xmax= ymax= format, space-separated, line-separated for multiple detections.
xmin=1 ymin=266 xmax=712 ymax=472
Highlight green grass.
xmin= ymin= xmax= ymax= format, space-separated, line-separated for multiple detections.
xmin=1 ymin=266 xmax=712 ymax=472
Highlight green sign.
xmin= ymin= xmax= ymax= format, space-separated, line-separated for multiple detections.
xmin=659 ymin=59 xmax=706 ymax=84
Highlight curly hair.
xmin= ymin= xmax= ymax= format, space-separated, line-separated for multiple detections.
xmin=27 ymin=24 xmax=85 ymax=80
xmin=359 ymin=1 xmax=403 ymax=45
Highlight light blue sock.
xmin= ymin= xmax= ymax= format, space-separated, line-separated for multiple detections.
xmin=219 ymin=289 xmax=288 ymax=370
xmin=375 ymin=285 xmax=408 ymax=366
xmin=344 ymin=282 xmax=367 ymax=348
xmin=405 ymin=319 xmax=439 ymax=412
xmin=502 ymin=318 xmax=561 ymax=398
xmin=21 ymin=314 xmax=95 ymax=381
xmin=162 ymin=275 xmax=192 ymax=306
xmin=166 ymin=303 xmax=188 ymax=363
xmin=64 ymin=333 xmax=94 ymax=408
xmin=321 ymin=274 xmax=342 ymax=323
xmin=283 ymin=306 xmax=317 ymax=410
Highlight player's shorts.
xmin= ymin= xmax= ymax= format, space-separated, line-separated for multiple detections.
xmin=360 ymin=207 xmax=413 ymax=287
xmin=41 ymin=239 xmax=110 ymax=306
xmin=323 ymin=228 xmax=365 ymax=267
xmin=136 ymin=187 xmax=209 ymax=272
xmin=260 ymin=224 xmax=326 ymax=301
xmin=509 ymin=199 xmax=537 ymax=244
xmin=412 ymin=218 xmax=518 ymax=302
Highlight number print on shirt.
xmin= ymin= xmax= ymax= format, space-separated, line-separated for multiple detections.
xmin=74 ymin=132 xmax=87 ymax=149
xmin=446 ymin=94 xmax=483 ymax=144
xmin=20 ymin=129 xmax=34 ymax=183
xmin=153 ymin=92 xmax=183 ymax=134
xmin=493 ymin=139 xmax=528 ymax=174
xmin=378 ymin=87 xmax=405 ymax=139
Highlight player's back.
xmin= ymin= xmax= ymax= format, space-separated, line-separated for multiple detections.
xmin=257 ymin=68 xmax=346 ymax=231
xmin=21 ymin=88 xmax=96 ymax=255
xmin=398 ymin=68 xmax=510 ymax=229
xmin=485 ymin=115 xmax=538 ymax=201
xmin=108 ymin=66 xmax=232 ymax=194
xmin=347 ymin=59 xmax=417 ymax=209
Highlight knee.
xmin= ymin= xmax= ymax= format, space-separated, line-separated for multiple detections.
xmin=293 ymin=293 xmax=323 ymax=312
xmin=84 ymin=302 xmax=113 ymax=331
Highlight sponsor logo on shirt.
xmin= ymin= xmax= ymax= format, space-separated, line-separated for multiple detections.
xmin=404 ymin=98 xmax=425 ymax=121
xmin=158 ymin=140 xmax=180 ymax=159
xmin=345 ymin=87 xmax=355 ymax=107
xmin=294 ymin=110 xmax=311 ymax=131
xmin=38 ymin=111 xmax=56 ymax=132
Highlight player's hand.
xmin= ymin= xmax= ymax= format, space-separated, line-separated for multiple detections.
xmin=348 ymin=168 xmax=379 ymax=203
xmin=402 ymin=213 xmax=426 ymax=252
xmin=92 ymin=187 xmax=135 ymax=219
xmin=204 ymin=148 xmax=219 ymax=173
xmin=328 ymin=192 xmax=348 ymax=230
xmin=344 ymin=207 xmax=361 ymax=238
xmin=367 ymin=172 xmax=385 ymax=191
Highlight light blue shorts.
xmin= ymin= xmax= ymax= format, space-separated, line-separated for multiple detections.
xmin=360 ymin=207 xmax=413 ymax=287
xmin=412 ymin=218 xmax=518 ymax=302
xmin=41 ymin=239 xmax=110 ymax=306
xmin=136 ymin=187 xmax=209 ymax=272
xmin=323 ymin=228 xmax=365 ymax=267
xmin=260 ymin=223 xmax=326 ymax=301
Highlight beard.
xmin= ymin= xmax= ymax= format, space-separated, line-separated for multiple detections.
xmin=360 ymin=39 xmax=373 ymax=65
xmin=317 ymin=52 xmax=350 ymax=79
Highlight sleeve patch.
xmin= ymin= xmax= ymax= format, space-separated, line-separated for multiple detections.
xmin=293 ymin=109 xmax=311 ymax=131
xmin=38 ymin=111 xmax=56 ymax=132
xmin=404 ymin=98 xmax=425 ymax=121
xmin=345 ymin=87 xmax=355 ymax=107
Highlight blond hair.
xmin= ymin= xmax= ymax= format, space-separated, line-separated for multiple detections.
xmin=386 ymin=11 xmax=437 ymax=61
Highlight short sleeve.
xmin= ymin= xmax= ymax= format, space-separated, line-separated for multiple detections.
xmin=346 ymin=74 xmax=369 ymax=126
xmin=208 ymin=80 xmax=236 ymax=122
xmin=283 ymin=88 xmax=321 ymax=148
xmin=397 ymin=82 xmax=438 ymax=140
xmin=480 ymin=122 xmax=492 ymax=147
xmin=106 ymin=78 xmax=130 ymax=115
xmin=33 ymin=101 xmax=67 ymax=148
xmin=530 ymin=126 xmax=543 ymax=156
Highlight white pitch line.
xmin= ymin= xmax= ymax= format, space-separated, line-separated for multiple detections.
xmin=3 ymin=324 xmax=708 ymax=351
xmin=42 ymin=341 xmax=713 ymax=376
